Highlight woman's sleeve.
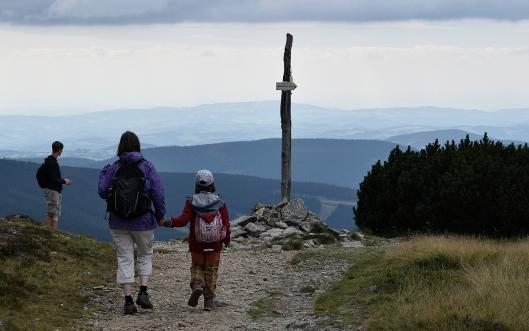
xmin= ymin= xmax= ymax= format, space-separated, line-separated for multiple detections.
xmin=145 ymin=162 xmax=166 ymax=220
xmin=98 ymin=164 xmax=113 ymax=199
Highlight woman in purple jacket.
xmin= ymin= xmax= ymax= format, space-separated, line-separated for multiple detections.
xmin=98 ymin=131 xmax=165 ymax=315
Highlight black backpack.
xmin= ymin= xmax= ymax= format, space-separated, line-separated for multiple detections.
xmin=36 ymin=160 xmax=48 ymax=188
xmin=107 ymin=159 xmax=152 ymax=219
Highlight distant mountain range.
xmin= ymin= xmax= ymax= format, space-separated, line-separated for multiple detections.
xmin=0 ymin=159 xmax=356 ymax=241
xmin=13 ymin=134 xmax=521 ymax=190
xmin=19 ymin=139 xmax=395 ymax=189
xmin=1 ymin=102 xmax=529 ymax=156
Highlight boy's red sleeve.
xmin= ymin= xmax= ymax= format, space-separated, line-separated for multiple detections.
xmin=221 ymin=203 xmax=230 ymax=243
xmin=170 ymin=200 xmax=194 ymax=227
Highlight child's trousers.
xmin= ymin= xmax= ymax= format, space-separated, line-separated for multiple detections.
xmin=190 ymin=251 xmax=220 ymax=299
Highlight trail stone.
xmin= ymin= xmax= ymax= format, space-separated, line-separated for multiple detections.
xmin=275 ymin=221 xmax=288 ymax=229
xmin=285 ymin=219 xmax=302 ymax=226
xmin=298 ymin=222 xmax=312 ymax=232
xmin=253 ymin=221 xmax=269 ymax=232
xmin=263 ymin=228 xmax=284 ymax=238
xmin=232 ymin=215 xmax=257 ymax=227
xmin=281 ymin=199 xmax=308 ymax=222
xmin=266 ymin=217 xmax=279 ymax=227
xmin=305 ymin=239 xmax=315 ymax=247
xmin=271 ymin=244 xmax=282 ymax=252
xmin=260 ymin=234 xmax=274 ymax=242
xmin=281 ymin=226 xmax=303 ymax=238
xmin=231 ymin=226 xmax=247 ymax=239
xmin=327 ymin=227 xmax=341 ymax=236
xmin=244 ymin=222 xmax=260 ymax=234
xmin=338 ymin=234 xmax=349 ymax=241
xmin=252 ymin=202 xmax=271 ymax=211
xmin=254 ymin=207 xmax=267 ymax=219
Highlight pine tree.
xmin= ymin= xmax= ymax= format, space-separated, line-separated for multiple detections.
xmin=355 ymin=134 xmax=529 ymax=237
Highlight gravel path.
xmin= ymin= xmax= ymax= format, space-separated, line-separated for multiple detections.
xmin=85 ymin=241 xmax=355 ymax=330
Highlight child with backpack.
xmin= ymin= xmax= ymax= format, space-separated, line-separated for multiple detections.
xmin=160 ymin=170 xmax=230 ymax=311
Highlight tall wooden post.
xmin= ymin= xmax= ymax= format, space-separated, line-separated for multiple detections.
xmin=277 ymin=33 xmax=295 ymax=203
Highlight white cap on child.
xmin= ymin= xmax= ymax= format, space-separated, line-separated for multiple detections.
xmin=196 ymin=169 xmax=214 ymax=187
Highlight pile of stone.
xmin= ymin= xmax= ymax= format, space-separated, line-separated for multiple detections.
xmin=230 ymin=198 xmax=362 ymax=249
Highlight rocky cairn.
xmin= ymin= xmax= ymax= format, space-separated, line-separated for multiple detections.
xmin=230 ymin=199 xmax=363 ymax=250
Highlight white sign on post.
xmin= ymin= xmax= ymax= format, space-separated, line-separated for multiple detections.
xmin=276 ymin=81 xmax=297 ymax=91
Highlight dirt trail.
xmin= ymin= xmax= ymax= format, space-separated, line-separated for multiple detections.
xmin=86 ymin=241 xmax=355 ymax=330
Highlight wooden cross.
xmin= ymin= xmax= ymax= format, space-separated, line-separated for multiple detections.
xmin=276 ymin=33 xmax=297 ymax=203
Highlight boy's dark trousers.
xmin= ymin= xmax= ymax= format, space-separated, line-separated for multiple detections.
xmin=190 ymin=251 xmax=220 ymax=299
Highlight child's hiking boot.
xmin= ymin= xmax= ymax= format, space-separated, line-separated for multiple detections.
xmin=136 ymin=291 xmax=153 ymax=309
xmin=188 ymin=287 xmax=203 ymax=307
xmin=124 ymin=300 xmax=138 ymax=315
xmin=204 ymin=298 xmax=214 ymax=311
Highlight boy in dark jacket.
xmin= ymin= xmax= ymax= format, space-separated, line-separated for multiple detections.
xmin=160 ymin=170 xmax=230 ymax=311
xmin=42 ymin=141 xmax=72 ymax=229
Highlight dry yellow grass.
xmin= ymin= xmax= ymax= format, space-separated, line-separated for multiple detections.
xmin=316 ymin=236 xmax=529 ymax=330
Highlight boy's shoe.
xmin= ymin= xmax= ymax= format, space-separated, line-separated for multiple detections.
xmin=136 ymin=291 xmax=153 ymax=309
xmin=124 ymin=301 xmax=138 ymax=315
xmin=204 ymin=298 xmax=214 ymax=311
xmin=188 ymin=287 xmax=203 ymax=307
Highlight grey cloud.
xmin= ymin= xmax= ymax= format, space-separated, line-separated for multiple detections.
xmin=2 ymin=0 xmax=529 ymax=25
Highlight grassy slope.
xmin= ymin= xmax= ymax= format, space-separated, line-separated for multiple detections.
xmin=0 ymin=217 xmax=115 ymax=330
xmin=313 ymin=236 xmax=529 ymax=330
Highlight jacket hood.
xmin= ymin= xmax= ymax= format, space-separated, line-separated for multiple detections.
xmin=190 ymin=193 xmax=223 ymax=215
xmin=118 ymin=152 xmax=144 ymax=164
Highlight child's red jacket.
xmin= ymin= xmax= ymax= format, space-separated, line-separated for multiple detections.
xmin=169 ymin=193 xmax=230 ymax=252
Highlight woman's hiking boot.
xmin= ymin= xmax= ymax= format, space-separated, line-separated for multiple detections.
xmin=204 ymin=298 xmax=214 ymax=311
xmin=188 ymin=287 xmax=203 ymax=307
xmin=124 ymin=298 xmax=138 ymax=315
xmin=136 ymin=291 xmax=153 ymax=309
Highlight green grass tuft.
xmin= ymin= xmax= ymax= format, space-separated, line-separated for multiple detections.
xmin=0 ymin=217 xmax=115 ymax=330
xmin=248 ymin=289 xmax=283 ymax=320
xmin=282 ymin=238 xmax=304 ymax=251
xmin=311 ymin=223 xmax=327 ymax=234
xmin=315 ymin=235 xmax=529 ymax=330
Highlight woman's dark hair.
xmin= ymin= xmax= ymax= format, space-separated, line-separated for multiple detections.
xmin=195 ymin=183 xmax=216 ymax=194
xmin=117 ymin=131 xmax=141 ymax=156
xmin=52 ymin=141 xmax=64 ymax=153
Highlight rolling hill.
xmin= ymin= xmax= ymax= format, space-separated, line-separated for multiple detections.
xmin=34 ymin=138 xmax=396 ymax=189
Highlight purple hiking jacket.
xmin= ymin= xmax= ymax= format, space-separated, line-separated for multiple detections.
xmin=98 ymin=152 xmax=165 ymax=231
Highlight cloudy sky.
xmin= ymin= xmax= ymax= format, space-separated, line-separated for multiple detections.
xmin=1 ymin=1 xmax=529 ymax=115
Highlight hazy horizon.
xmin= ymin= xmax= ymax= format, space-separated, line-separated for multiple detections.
xmin=0 ymin=100 xmax=527 ymax=117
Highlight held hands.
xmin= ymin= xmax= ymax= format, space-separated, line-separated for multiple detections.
xmin=64 ymin=178 xmax=73 ymax=185
xmin=158 ymin=217 xmax=172 ymax=227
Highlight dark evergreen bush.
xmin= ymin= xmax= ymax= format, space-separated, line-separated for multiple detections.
xmin=354 ymin=134 xmax=529 ymax=237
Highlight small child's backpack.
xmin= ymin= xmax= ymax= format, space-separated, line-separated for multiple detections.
xmin=194 ymin=211 xmax=226 ymax=243
xmin=107 ymin=159 xmax=152 ymax=219
xmin=36 ymin=159 xmax=48 ymax=188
